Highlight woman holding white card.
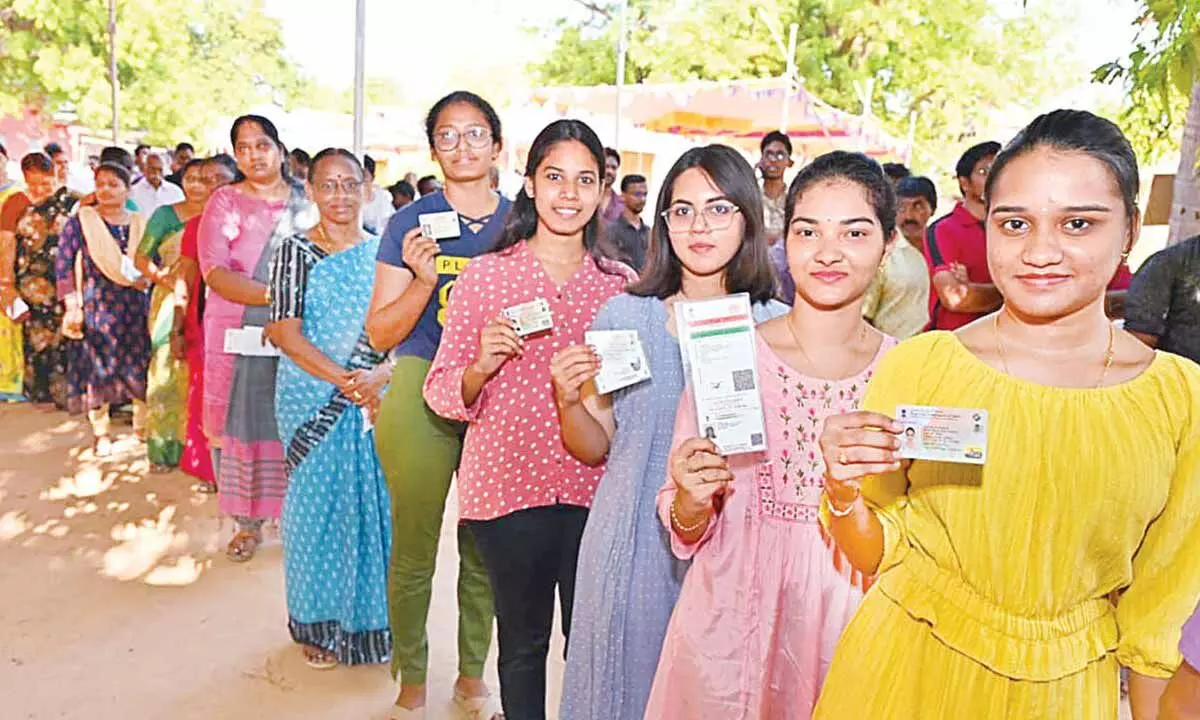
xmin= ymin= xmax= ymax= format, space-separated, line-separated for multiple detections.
xmin=422 ymin=119 xmax=635 ymax=720
xmin=814 ymin=111 xmax=1200 ymax=719
xmin=365 ymin=91 xmax=509 ymax=719
xmin=551 ymin=144 xmax=784 ymax=720
xmin=646 ymin=151 xmax=899 ymax=719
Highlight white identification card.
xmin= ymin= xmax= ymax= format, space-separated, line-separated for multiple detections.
xmin=586 ymin=330 xmax=651 ymax=395
xmin=418 ymin=211 xmax=461 ymax=240
xmin=503 ymin=298 xmax=554 ymax=337
xmin=360 ymin=406 xmax=374 ymax=436
xmin=677 ymin=293 xmax=766 ymax=455
xmin=895 ymin=405 xmax=988 ymax=465
xmin=121 ymin=255 xmax=143 ymax=283
xmin=223 ymin=326 xmax=280 ymax=357
xmin=5 ymin=297 xmax=29 ymax=320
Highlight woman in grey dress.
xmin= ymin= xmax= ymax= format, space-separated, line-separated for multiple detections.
xmin=551 ymin=145 xmax=787 ymax=720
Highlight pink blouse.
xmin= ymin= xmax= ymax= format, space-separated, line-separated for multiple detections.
xmin=195 ymin=185 xmax=286 ymax=438
xmin=646 ymin=331 xmax=896 ymax=719
xmin=423 ymin=241 xmax=635 ymax=522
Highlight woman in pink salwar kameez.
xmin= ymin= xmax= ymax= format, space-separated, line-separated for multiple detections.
xmin=646 ymin=151 xmax=899 ymax=719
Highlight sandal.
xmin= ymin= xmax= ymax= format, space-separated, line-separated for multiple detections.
xmin=302 ymin=645 xmax=338 ymax=670
xmin=93 ymin=436 xmax=113 ymax=458
xmin=453 ymin=689 xmax=503 ymax=720
xmin=195 ymin=481 xmax=218 ymax=494
xmin=225 ymin=529 xmax=261 ymax=563
xmin=388 ymin=705 xmax=425 ymax=720
xmin=149 ymin=463 xmax=173 ymax=474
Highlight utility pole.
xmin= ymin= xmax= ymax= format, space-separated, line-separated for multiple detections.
xmin=353 ymin=0 xmax=366 ymax=157
xmin=107 ymin=0 xmax=119 ymax=142
xmin=614 ymin=0 xmax=629 ymax=151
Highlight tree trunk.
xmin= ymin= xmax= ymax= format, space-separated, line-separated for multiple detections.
xmin=1168 ymin=79 xmax=1200 ymax=246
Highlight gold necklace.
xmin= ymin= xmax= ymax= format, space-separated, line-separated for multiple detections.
xmin=315 ymin=223 xmax=361 ymax=253
xmin=785 ymin=313 xmax=868 ymax=369
xmin=993 ymin=311 xmax=1115 ymax=388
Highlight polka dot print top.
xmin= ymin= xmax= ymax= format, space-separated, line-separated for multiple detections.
xmin=423 ymin=240 xmax=636 ymax=522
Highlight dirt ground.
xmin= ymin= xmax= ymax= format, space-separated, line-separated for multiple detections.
xmin=0 ymin=403 xmax=1135 ymax=720
xmin=0 ymin=404 xmax=564 ymax=720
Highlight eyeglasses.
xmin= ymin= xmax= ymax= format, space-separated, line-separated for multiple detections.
xmin=660 ymin=201 xmax=741 ymax=232
xmin=314 ymin=178 xmax=364 ymax=194
xmin=764 ymin=150 xmax=790 ymax=162
xmin=433 ymin=125 xmax=493 ymax=152
xmin=975 ymin=165 xmax=992 ymax=177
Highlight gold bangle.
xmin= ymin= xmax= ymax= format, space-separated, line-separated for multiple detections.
xmin=825 ymin=486 xmax=861 ymax=518
xmin=670 ymin=497 xmax=708 ymax=534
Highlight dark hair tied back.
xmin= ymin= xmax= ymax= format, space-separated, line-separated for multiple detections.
xmin=984 ymin=109 xmax=1139 ymax=221
xmin=309 ymin=148 xmax=364 ymax=180
xmin=785 ymin=151 xmax=897 ymax=240
xmin=424 ymin=91 xmax=503 ymax=149
xmin=230 ymin=114 xmax=289 ymax=179
xmin=96 ymin=161 xmax=132 ymax=187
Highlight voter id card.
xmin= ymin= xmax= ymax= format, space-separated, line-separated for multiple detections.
xmin=585 ymin=330 xmax=651 ymax=394
xmin=503 ymin=298 xmax=553 ymax=337
xmin=418 ymin=211 xmax=461 ymax=240
xmin=895 ymin=405 xmax=988 ymax=465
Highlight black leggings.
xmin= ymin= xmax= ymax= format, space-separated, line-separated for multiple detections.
xmin=467 ymin=504 xmax=588 ymax=720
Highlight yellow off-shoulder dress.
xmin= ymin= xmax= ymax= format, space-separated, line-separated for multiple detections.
xmin=813 ymin=332 xmax=1200 ymax=719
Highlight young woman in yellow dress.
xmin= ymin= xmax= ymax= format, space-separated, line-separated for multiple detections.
xmin=814 ymin=110 xmax=1200 ymax=719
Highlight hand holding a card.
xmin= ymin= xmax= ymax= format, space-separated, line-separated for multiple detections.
xmin=400 ymin=226 xmax=440 ymax=288
xmin=820 ymin=411 xmax=904 ymax=495
xmin=668 ymin=438 xmax=733 ymax=542
xmin=549 ymin=345 xmax=600 ymax=408
xmin=471 ymin=314 xmax=524 ymax=378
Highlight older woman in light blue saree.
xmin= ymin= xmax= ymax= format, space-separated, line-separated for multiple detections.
xmin=266 ymin=149 xmax=392 ymax=669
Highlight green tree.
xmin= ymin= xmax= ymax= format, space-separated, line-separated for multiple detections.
xmin=0 ymin=0 xmax=306 ymax=146
xmin=530 ymin=0 xmax=1076 ymax=172
xmin=1096 ymin=0 xmax=1200 ymax=245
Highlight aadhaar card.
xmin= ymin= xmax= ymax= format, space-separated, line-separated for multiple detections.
xmin=585 ymin=330 xmax=651 ymax=394
xmin=677 ymin=293 xmax=767 ymax=456
xmin=418 ymin=210 xmax=461 ymax=240
xmin=895 ymin=405 xmax=988 ymax=465
xmin=503 ymin=297 xmax=554 ymax=337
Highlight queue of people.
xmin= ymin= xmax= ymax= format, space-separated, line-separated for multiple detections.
xmin=1 ymin=92 xmax=1199 ymax=720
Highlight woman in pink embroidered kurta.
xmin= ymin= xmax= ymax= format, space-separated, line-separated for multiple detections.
xmin=647 ymin=151 xmax=901 ymax=719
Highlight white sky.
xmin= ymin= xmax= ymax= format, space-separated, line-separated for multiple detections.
xmin=263 ymin=0 xmax=1144 ymax=101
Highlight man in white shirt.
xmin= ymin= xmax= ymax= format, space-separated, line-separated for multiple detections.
xmin=361 ymin=154 xmax=394 ymax=235
xmin=130 ymin=153 xmax=184 ymax=216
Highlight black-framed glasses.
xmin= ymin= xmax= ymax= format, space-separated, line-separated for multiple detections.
xmin=763 ymin=150 xmax=790 ymax=162
xmin=314 ymin=178 xmax=364 ymax=194
xmin=433 ymin=125 xmax=493 ymax=152
xmin=660 ymin=201 xmax=741 ymax=232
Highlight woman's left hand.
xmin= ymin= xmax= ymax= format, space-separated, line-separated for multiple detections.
xmin=343 ymin=364 xmax=391 ymax=407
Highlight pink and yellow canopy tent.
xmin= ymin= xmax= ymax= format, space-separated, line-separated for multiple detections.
xmin=527 ymin=77 xmax=910 ymax=161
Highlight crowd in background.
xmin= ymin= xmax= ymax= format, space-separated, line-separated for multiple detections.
xmin=0 ymin=87 xmax=1199 ymax=720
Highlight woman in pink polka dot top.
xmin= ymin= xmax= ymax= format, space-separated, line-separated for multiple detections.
xmin=422 ymin=119 xmax=636 ymax=720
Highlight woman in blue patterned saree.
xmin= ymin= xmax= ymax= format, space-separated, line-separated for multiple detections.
xmin=266 ymin=149 xmax=392 ymax=669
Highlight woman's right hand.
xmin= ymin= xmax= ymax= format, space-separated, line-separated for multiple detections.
xmin=669 ymin=438 xmax=733 ymax=515
xmin=400 ymin=226 xmax=439 ymax=288
xmin=819 ymin=411 xmax=902 ymax=501
xmin=470 ymin=315 xmax=522 ymax=379
xmin=550 ymin=345 xmax=600 ymax=408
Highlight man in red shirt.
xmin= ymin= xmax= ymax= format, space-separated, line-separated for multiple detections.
xmin=924 ymin=141 xmax=1003 ymax=330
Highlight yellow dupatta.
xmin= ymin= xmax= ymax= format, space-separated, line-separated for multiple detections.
xmin=77 ymin=205 xmax=147 ymax=288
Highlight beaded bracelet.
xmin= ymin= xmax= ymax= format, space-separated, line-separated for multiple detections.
xmin=825 ymin=486 xmax=861 ymax=518
xmin=670 ymin=498 xmax=708 ymax=534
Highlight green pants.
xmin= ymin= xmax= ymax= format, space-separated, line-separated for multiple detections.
xmin=375 ymin=356 xmax=494 ymax=684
